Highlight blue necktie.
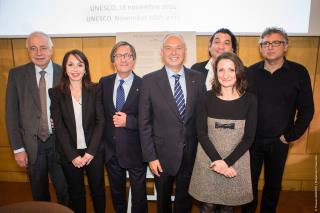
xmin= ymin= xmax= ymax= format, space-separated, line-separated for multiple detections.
xmin=173 ymin=74 xmax=186 ymax=121
xmin=116 ymin=79 xmax=125 ymax=112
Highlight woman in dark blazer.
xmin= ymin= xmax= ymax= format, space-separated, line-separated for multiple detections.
xmin=49 ymin=49 xmax=105 ymax=213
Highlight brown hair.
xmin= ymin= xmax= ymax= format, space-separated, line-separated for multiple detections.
xmin=58 ymin=49 xmax=94 ymax=92
xmin=212 ymin=52 xmax=247 ymax=96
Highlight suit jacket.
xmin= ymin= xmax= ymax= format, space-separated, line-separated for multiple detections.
xmin=191 ymin=60 xmax=209 ymax=78
xmin=139 ymin=66 xmax=206 ymax=175
xmin=6 ymin=62 xmax=61 ymax=164
xmin=99 ymin=73 xmax=144 ymax=168
xmin=49 ymin=85 xmax=105 ymax=162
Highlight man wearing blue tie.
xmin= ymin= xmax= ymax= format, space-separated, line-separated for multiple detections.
xmin=99 ymin=41 xmax=148 ymax=213
xmin=139 ymin=33 xmax=206 ymax=213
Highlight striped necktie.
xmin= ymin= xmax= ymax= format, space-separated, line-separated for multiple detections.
xmin=116 ymin=79 xmax=125 ymax=112
xmin=173 ymin=74 xmax=186 ymax=121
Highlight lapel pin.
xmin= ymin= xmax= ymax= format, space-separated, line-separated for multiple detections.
xmin=136 ymin=88 xmax=139 ymax=92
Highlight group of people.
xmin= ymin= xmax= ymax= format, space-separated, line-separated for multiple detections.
xmin=5 ymin=27 xmax=314 ymax=213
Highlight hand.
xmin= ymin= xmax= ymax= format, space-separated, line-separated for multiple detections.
xmin=210 ymin=160 xmax=228 ymax=174
xmin=149 ymin=159 xmax=163 ymax=177
xmin=113 ymin=112 xmax=127 ymax=127
xmin=223 ymin=166 xmax=237 ymax=178
xmin=72 ymin=156 xmax=85 ymax=168
xmin=82 ymin=153 xmax=94 ymax=165
xmin=280 ymin=135 xmax=288 ymax=144
xmin=14 ymin=151 xmax=28 ymax=167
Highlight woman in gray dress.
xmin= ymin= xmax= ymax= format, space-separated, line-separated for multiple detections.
xmin=189 ymin=52 xmax=257 ymax=213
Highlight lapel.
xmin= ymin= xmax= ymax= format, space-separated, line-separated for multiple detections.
xmin=184 ymin=67 xmax=197 ymax=122
xmin=81 ymin=87 xmax=89 ymax=130
xmin=64 ymin=90 xmax=77 ymax=140
xmin=25 ymin=63 xmax=41 ymax=111
xmin=156 ymin=67 xmax=181 ymax=121
xmin=122 ymin=73 xmax=139 ymax=111
xmin=52 ymin=63 xmax=61 ymax=87
xmin=106 ymin=75 xmax=117 ymax=114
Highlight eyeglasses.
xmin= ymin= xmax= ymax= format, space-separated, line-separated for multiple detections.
xmin=113 ymin=53 xmax=133 ymax=60
xmin=28 ymin=46 xmax=50 ymax=53
xmin=260 ymin=40 xmax=286 ymax=48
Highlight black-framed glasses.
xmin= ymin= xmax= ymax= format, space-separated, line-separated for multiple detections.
xmin=113 ymin=53 xmax=133 ymax=60
xmin=260 ymin=40 xmax=286 ymax=48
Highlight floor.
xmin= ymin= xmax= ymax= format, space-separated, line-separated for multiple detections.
xmin=0 ymin=182 xmax=316 ymax=212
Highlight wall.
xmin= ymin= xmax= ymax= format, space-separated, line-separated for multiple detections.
xmin=0 ymin=35 xmax=319 ymax=190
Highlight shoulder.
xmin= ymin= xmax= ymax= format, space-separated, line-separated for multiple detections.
xmin=99 ymin=73 xmax=116 ymax=84
xmin=186 ymin=67 xmax=205 ymax=81
xmin=285 ymin=60 xmax=309 ymax=76
xmin=247 ymin=61 xmax=263 ymax=72
xmin=243 ymin=92 xmax=257 ymax=106
xmin=191 ymin=60 xmax=208 ymax=69
xmin=9 ymin=63 xmax=33 ymax=75
xmin=52 ymin=62 xmax=62 ymax=70
xmin=142 ymin=69 xmax=163 ymax=81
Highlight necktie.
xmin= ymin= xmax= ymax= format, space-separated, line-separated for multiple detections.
xmin=116 ymin=79 xmax=125 ymax=112
xmin=38 ymin=70 xmax=49 ymax=141
xmin=173 ymin=74 xmax=186 ymax=121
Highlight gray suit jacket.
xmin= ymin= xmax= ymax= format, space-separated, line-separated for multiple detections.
xmin=6 ymin=62 xmax=62 ymax=164
xmin=139 ymin=66 xmax=206 ymax=175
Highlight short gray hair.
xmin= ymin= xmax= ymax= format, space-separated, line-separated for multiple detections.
xmin=259 ymin=27 xmax=288 ymax=44
xmin=162 ymin=33 xmax=186 ymax=48
xmin=26 ymin=31 xmax=53 ymax=49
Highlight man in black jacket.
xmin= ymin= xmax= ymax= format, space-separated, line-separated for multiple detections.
xmin=242 ymin=27 xmax=314 ymax=213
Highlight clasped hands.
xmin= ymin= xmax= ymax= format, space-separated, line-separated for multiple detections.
xmin=72 ymin=153 xmax=94 ymax=168
xmin=210 ymin=160 xmax=237 ymax=178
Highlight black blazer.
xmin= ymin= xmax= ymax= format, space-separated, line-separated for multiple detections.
xmin=139 ymin=67 xmax=206 ymax=175
xmin=49 ymin=85 xmax=105 ymax=162
xmin=99 ymin=73 xmax=144 ymax=168
xmin=191 ymin=60 xmax=209 ymax=78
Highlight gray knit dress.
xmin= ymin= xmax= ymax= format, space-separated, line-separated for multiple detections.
xmin=189 ymin=92 xmax=257 ymax=206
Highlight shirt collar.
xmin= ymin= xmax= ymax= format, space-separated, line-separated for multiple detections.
xmin=259 ymin=57 xmax=289 ymax=72
xmin=116 ymin=71 xmax=134 ymax=83
xmin=205 ymin=58 xmax=214 ymax=71
xmin=165 ymin=66 xmax=185 ymax=78
xmin=35 ymin=60 xmax=53 ymax=74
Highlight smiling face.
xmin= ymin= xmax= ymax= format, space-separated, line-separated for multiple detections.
xmin=113 ymin=45 xmax=135 ymax=78
xmin=161 ymin=35 xmax=186 ymax=72
xmin=216 ymin=58 xmax=237 ymax=89
xmin=66 ymin=54 xmax=86 ymax=83
xmin=27 ymin=34 xmax=53 ymax=69
xmin=209 ymin=33 xmax=233 ymax=61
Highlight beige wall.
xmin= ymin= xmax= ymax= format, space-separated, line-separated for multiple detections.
xmin=0 ymin=36 xmax=319 ymax=190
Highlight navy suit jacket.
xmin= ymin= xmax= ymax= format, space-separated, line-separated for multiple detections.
xmin=139 ymin=67 xmax=206 ymax=175
xmin=99 ymin=73 xmax=144 ymax=168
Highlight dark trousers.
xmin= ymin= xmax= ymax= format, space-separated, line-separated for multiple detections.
xmin=106 ymin=156 xmax=148 ymax=213
xmin=154 ymin=152 xmax=194 ymax=213
xmin=62 ymin=149 xmax=106 ymax=213
xmin=27 ymin=135 xmax=69 ymax=205
xmin=242 ymin=139 xmax=289 ymax=213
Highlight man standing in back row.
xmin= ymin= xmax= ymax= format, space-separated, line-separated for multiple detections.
xmin=191 ymin=28 xmax=237 ymax=90
xmin=139 ymin=33 xmax=206 ymax=213
xmin=242 ymin=27 xmax=314 ymax=213
xmin=6 ymin=31 xmax=69 ymax=204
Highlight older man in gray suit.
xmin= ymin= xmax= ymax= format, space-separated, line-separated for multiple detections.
xmin=5 ymin=31 xmax=68 ymax=204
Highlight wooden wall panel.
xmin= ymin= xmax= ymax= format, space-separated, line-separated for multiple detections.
xmin=51 ymin=38 xmax=83 ymax=65
xmin=238 ymin=36 xmax=261 ymax=67
xmin=11 ymin=39 xmax=29 ymax=67
xmin=307 ymin=40 xmax=320 ymax=153
xmin=194 ymin=36 xmax=210 ymax=62
xmin=0 ymin=39 xmax=13 ymax=147
xmin=83 ymin=37 xmax=116 ymax=83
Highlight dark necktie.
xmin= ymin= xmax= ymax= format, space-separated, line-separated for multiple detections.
xmin=38 ymin=70 xmax=49 ymax=141
xmin=173 ymin=74 xmax=186 ymax=121
xmin=116 ymin=79 xmax=125 ymax=112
